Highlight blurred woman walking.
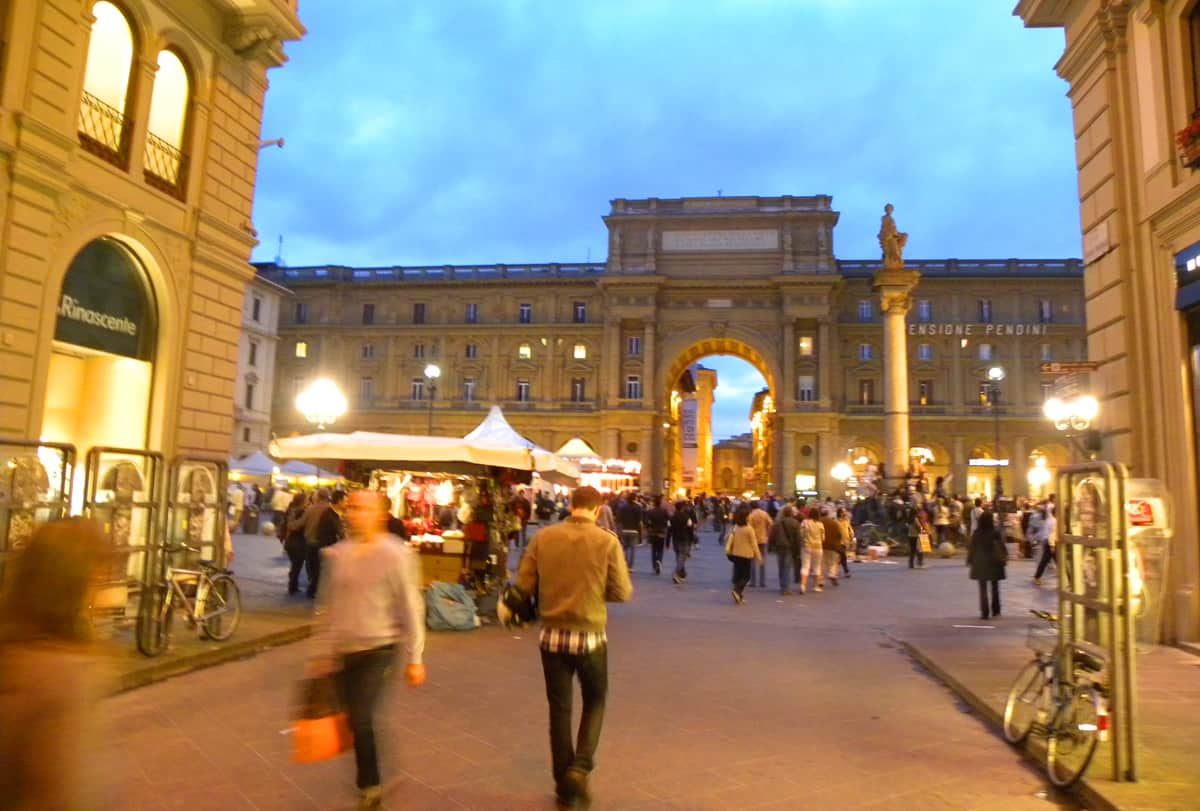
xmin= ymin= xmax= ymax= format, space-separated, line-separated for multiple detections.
xmin=968 ymin=510 xmax=1008 ymax=620
xmin=724 ymin=505 xmax=761 ymax=604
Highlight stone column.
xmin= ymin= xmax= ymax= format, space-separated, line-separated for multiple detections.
xmin=817 ymin=429 xmax=838 ymax=496
xmin=774 ymin=421 xmax=793 ymax=496
xmin=1010 ymin=435 xmax=1027 ymax=499
xmin=818 ymin=322 xmax=833 ymax=407
xmin=873 ymin=268 xmax=920 ymax=486
xmin=642 ymin=323 xmax=656 ymax=407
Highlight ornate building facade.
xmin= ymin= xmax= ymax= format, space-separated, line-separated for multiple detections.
xmin=0 ymin=0 xmax=303 ymax=516
xmin=232 ymin=274 xmax=291 ymax=458
xmin=1015 ymin=0 xmax=1200 ymax=640
xmin=262 ymin=194 xmax=1086 ymax=500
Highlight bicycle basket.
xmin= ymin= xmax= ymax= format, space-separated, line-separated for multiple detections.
xmin=1026 ymin=623 xmax=1058 ymax=654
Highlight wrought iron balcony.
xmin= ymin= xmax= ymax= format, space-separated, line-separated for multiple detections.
xmin=78 ymin=91 xmax=131 ymax=167
xmin=144 ymin=131 xmax=189 ymax=200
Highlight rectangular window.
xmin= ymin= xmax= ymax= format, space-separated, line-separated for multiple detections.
xmin=411 ymin=378 xmax=425 ymax=401
xmin=625 ymin=375 xmax=642 ymax=400
xmin=519 ymin=303 xmax=532 ymax=324
xmin=1040 ymin=343 xmax=1053 ymax=361
xmin=573 ymin=301 xmax=587 ymax=323
xmin=242 ymin=427 xmax=251 ymax=443
xmin=978 ymin=343 xmax=993 ymax=361
xmin=360 ymin=376 xmax=374 ymax=403
xmin=979 ymin=299 xmax=992 ymax=323
xmin=571 ymin=377 xmax=586 ymax=402
xmin=413 ymin=343 xmax=426 ymax=359
xmin=858 ymin=343 xmax=874 ymax=361
xmin=248 ymin=341 xmax=258 ymax=367
xmin=251 ymin=296 xmax=262 ymax=323
xmin=797 ymin=375 xmax=815 ymax=402
xmin=295 ymin=302 xmax=308 ymax=324
xmin=244 ymin=382 xmax=255 ymax=410
xmin=798 ymin=335 xmax=814 ymax=356
xmin=361 ymin=342 xmax=374 ymax=360
xmin=518 ymin=343 xmax=532 ymax=360
xmin=573 ymin=343 xmax=587 ymax=360
xmin=917 ymin=299 xmax=932 ymax=323
xmin=627 ymin=335 xmax=642 ymax=356
xmin=1041 ymin=382 xmax=1053 ymax=402
xmin=858 ymin=379 xmax=875 ymax=405
xmin=465 ymin=303 xmax=478 ymax=324
xmin=917 ymin=343 xmax=933 ymax=362
xmin=362 ymin=303 xmax=375 ymax=325
xmin=465 ymin=343 xmax=478 ymax=359
xmin=516 ymin=379 xmax=530 ymax=402
xmin=980 ymin=382 xmax=994 ymax=405
xmin=463 ymin=377 xmax=476 ymax=402
xmin=857 ymin=300 xmax=873 ymax=322
xmin=918 ymin=379 xmax=933 ymax=406
xmin=295 ymin=341 xmax=308 ymax=358
xmin=413 ymin=302 xmax=426 ymax=324
xmin=1039 ymin=299 xmax=1053 ymax=323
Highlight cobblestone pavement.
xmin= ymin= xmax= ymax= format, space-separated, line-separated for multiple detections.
xmin=86 ymin=530 xmax=1085 ymax=810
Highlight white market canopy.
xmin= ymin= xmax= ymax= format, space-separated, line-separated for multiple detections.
xmin=229 ymin=451 xmax=277 ymax=477
xmin=278 ymin=459 xmax=343 ymax=482
xmin=269 ymin=427 xmax=578 ymax=485
xmin=465 ymin=406 xmax=580 ymax=485
xmin=555 ymin=437 xmax=600 ymax=458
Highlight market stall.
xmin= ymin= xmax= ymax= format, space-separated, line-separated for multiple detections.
xmin=555 ymin=437 xmax=642 ymax=493
xmin=269 ymin=430 xmax=578 ymax=590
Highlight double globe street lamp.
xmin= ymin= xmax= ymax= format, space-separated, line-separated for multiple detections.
xmin=295 ymin=378 xmax=347 ymax=430
xmin=1043 ymin=394 xmax=1100 ymax=459
xmin=424 ymin=363 xmax=441 ymax=435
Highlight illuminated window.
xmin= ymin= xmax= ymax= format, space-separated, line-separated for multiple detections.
xmin=798 ymin=335 xmax=814 ymax=356
xmin=518 ymin=343 xmax=532 ymax=360
xmin=411 ymin=379 xmax=425 ymax=400
xmin=79 ymin=2 xmax=135 ymax=164
xmin=858 ymin=379 xmax=875 ymax=405
xmin=144 ymin=50 xmax=191 ymax=193
xmin=917 ymin=343 xmax=933 ymax=362
xmin=294 ymin=341 xmax=308 ymax=358
xmin=573 ymin=343 xmax=587 ymax=360
xmin=918 ymin=380 xmax=933 ymax=406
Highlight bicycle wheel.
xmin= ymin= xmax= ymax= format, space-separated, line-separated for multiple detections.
xmin=1046 ymin=684 xmax=1101 ymax=788
xmin=1003 ymin=659 xmax=1047 ymax=744
xmin=136 ymin=583 xmax=173 ymax=657
xmin=200 ymin=574 xmax=241 ymax=641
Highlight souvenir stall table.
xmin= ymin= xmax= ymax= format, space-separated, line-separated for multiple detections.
xmin=270 ymin=429 xmax=578 ymax=590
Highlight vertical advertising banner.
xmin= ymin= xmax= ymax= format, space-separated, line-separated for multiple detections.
xmin=680 ymin=397 xmax=698 ymax=488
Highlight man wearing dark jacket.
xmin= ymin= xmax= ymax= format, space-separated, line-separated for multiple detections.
xmin=613 ymin=492 xmax=643 ymax=571
xmin=512 ymin=486 xmax=633 ymax=810
xmin=643 ymin=496 xmax=670 ymax=575
xmin=769 ymin=505 xmax=803 ymax=594
xmin=668 ymin=500 xmax=697 ymax=584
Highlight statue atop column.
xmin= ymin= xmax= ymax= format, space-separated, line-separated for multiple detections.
xmin=878 ymin=204 xmax=908 ymax=269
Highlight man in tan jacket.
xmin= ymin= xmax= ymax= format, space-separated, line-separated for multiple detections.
xmin=747 ymin=502 xmax=772 ymax=587
xmin=511 ymin=485 xmax=633 ymax=810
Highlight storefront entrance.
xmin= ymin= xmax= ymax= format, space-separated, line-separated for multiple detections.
xmin=39 ymin=238 xmax=158 ymax=509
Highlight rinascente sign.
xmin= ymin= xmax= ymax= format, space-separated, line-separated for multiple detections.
xmin=53 ymin=239 xmax=155 ymax=360
xmin=907 ymin=323 xmax=1050 ymax=337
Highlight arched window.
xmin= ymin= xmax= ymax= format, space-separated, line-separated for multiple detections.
xmin=79 ymin=1 xmax=135 ymax=165
xmin=144 ymin=49 xmax=190 ymax=196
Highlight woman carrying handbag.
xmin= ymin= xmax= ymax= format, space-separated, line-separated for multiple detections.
xmin=724 ymin=505 xmax=761 ymax=604
xmin=967 ymin=509 xmax=1007 ymax=620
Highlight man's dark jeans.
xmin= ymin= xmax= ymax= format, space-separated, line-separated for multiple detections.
xmin=648 ymin=534 xmax=666 ymax=571
xmin=540 ymin=645 xmax=608 ymax=787
xmin=335 ymin=645 xmax=394 ymax=790
xmin=304 ymin=543 xmax=322 ymax=596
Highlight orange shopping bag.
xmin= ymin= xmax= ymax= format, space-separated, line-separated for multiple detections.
xmin=291 ymin=676 xmax=353 ymax=763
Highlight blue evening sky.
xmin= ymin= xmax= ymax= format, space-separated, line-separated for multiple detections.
xmin=251 ymin=0 xmax=1077 ymax=440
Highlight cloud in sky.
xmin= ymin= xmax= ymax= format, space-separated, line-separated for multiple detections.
xmin=252 ymin=1 xmax=1080 ymax=268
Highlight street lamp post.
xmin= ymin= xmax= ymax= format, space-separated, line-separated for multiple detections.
xmin=424 ymin=363 xmax=441 ymax=435
xmin=295 ymin=378 xmax=348 ymax=430
xmin=987 ymin=365 xmax=1006 ymax=498
xmin=1043 ymin=394 xmax=1100 ymax=459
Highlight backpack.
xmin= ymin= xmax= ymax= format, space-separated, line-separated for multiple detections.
xmin=424 ymin=582 xmax=477 ymax=631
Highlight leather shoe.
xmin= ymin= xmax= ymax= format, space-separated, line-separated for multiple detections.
xmin=563 ymin=767 xmax=591 ymax=805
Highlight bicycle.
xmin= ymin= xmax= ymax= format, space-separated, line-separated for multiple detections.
xmin=1002 ymin=609 xmax=1110 ymax=788
xmin=136 ymin=544 xmax=242 ymax=657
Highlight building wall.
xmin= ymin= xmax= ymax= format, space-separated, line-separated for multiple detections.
xmin=232 ymin=276 xmax=289 ymax=457
xmin=1016 ymin=0 xmax=1200 ymax=640
xmin=261 ymin=195 xmax=1085 ymax=503
xmin=0 ymin=1 xmax=302 ymax=468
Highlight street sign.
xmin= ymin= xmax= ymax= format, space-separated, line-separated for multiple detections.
xmin=1040 ymin=361 xmax=1100 ymax=375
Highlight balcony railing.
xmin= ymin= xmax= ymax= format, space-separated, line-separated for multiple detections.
xmin=78 ymin=90 xmax=131 ymax=167
xmin=144 ymin=131 xmax=189 ymax=200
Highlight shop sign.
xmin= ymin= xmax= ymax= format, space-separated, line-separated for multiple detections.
xmin=968 ymin=458 xmax=1008 ymax=467
xmin=54 ymin=240 xmax=156 ymax=361
xmin=1126 ymin=499 xmax=1154 ymax=527
xmin=907 ymin=323 xmax=1049 ymax=337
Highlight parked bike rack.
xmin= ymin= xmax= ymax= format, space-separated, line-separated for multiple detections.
xmin=164 ymin=456 xmax=229 ymax=568
xmin=1055 ymin=461 xmax=1138 ymax=782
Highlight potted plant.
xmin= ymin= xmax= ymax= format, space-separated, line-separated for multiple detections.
xmin=1176 ymin=116 xmax=1200 ymax=168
